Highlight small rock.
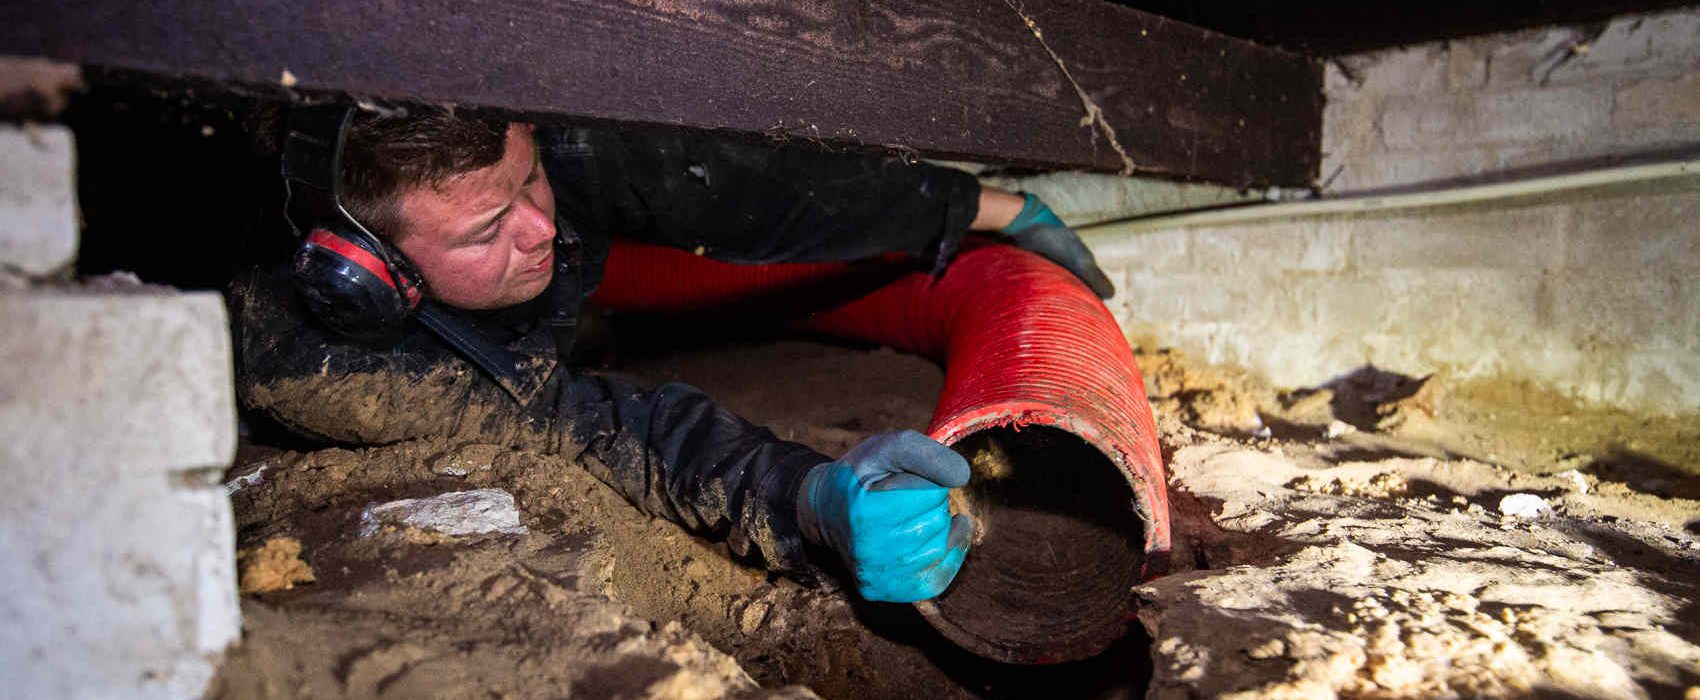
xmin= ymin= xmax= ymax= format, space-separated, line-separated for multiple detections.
xmin=1554 ymin=469 xmax=1590 ymax=494
xmin=1245 ymin=637 xmax=1287 ymax=660
xmin=1498 ymin=493 xmax=1552 ymax=519
xmin=431 ymin=443 xmax=505 ymax=477
xmin=224 ymin=462 xmax=271 ymax=495
xmin=359 ymin=488 xmax=528 ymax=538
xmin=740 ymin=601 xmax=770 ymax=634
xmin=1324 ymin=420 xmax=1356 ymax=439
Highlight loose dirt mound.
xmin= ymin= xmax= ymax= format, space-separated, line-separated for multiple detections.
xmin=215 ymin=336 xmax=1700 ymax=699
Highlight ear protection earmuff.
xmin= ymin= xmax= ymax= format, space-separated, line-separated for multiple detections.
xmin=281 ymin=104 xmax=424 ymax=340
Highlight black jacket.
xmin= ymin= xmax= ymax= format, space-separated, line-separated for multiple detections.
xmin=232 ymin=126 xmax=981 ymax=578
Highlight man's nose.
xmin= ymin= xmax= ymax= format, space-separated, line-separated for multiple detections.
xmin=512 ymin=200 xmax=555 ymax=252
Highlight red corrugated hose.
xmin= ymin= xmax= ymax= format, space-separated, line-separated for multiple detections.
xmin=593 ymin=238 xmax=1170 ymax=664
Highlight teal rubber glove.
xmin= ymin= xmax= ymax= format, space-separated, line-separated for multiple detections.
xmin=1001 ymin=193 xmax=1117 ymax=299
xmin=797 ymin=430 xmax=975 ymax=603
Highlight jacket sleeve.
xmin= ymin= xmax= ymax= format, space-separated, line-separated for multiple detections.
xmin=556 ymin=372 xmax=828 ymax=579
xmin=545 ymin=127 xmax=983 ymax=270
xmin=231 ymin=263 xmax=829 ymax=579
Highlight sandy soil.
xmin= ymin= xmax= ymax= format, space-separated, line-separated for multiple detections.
xmin=212 ymin=327 xmax=1700 ymax=699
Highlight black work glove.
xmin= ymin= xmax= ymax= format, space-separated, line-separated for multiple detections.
xmin=1000 ymin=193 xmax=1116 ymax=299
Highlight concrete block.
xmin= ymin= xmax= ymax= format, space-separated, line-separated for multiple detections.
xmin=1334 ymin=44 xmax=1447 ymax=97
xmin=1621 ymin=350 xmax=1700 ymax=413
xmin=1352 ymin=204 xmax=1569 ymax=270
xmin=1326 ymin=147 xmax=1497 ymax=194
xmin=0 ymin=124 xmax=77 ymax=277
xmin=1614 ymin=72 xmax=1700 ymax=133
xmin=1484 ymin=26 xmax=1587 ymax=89
xmin=1177 ymin=271 xmax=1291 ymax=324
xmin=1478 ymin=86 xmax=1612 ymax=144
xmin=1536 ymin=273 xmax=1692 ymax=350
xmin=1444 ymin=40 xmax=1489 ymax=92
xmin=1324 ymin=60 xmax=1358 ymax=94
xmin=0 ymin=286 xmax=240 ymax=699
xmin=1118 ymin=271 xmax=1193 ymax=327
xmin=1566 ymin=187 xmax=1700 ymax=275
xmin=1378 ymin=95 xmax=1472 ymax=150
xmin=1544 ymin=8 xmax=1700 ymax=86
xmin=0 ymin=288 xmax=237 ymax=474
xmin=1321 ymin=96 xmax=1380 ymax=176
xmin=1090 ymin=228 xmax=1191 ymax=272
xmin=1 ymin=471 xmax=239 ymax=700
xmin=1191 ymin=219 xmax=1350 ymax=274
xmin=1299 ymin=275 xmax=1388 ymax=333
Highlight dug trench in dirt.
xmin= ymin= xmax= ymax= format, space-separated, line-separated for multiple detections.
xmin=214 ymin=315 xmax=1700 ymax=699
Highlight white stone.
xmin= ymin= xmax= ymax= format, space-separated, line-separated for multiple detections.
xmin=0 ymin=289 xmax=237 ymax=473
xmin=1324 ymin=420 xmax=1356 ymax=439
xmin=359 ymin=489 xmax=529 ymax=538
xmin=1554 ymin=470 xmax=1591 ymax=495
xmin=1498 ymin=493 xmax=1553 ymax=519
xmin=0 ymin=287 xmax=239 ymax=699
xmin=0 ymin=124 xmax=78 ymax=277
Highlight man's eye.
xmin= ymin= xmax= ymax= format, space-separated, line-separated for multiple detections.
xmin=467 ymin=225 xmax=500 ymax=246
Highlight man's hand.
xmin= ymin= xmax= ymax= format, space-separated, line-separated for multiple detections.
xmin=796 ymin=430 xmax=975 ymax=603
xmin=1000 ymin=193 xmax=1117 ymax=299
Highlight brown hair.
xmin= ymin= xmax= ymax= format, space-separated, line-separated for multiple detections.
xmin=339 ymin=107 xmax=509 ymax=240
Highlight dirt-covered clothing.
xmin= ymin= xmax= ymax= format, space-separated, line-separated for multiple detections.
xmin=231 ymin=126 xmax=982 ymax=579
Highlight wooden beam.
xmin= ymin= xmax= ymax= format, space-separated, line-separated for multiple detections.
xmin=1 ymin=0 xmax=1322 ymax=187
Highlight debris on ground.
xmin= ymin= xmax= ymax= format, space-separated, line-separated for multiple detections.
xmin=358 ymin=488 xmax=528 ymax=539
xmin=1142 ymin=444 xmax=1700 ymax=700
xmin=236 ymin=537 xmax=314 ymax=594
xmin=430 ymin=442 xmax=504 ymax=477
xmin=1497 ymin=492 xmax=1553 ymax=519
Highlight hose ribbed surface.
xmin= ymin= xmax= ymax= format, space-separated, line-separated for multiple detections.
xmin=593 ymin=239 xmax=1170 ymax=663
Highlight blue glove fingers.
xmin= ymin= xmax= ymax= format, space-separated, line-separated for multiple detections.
xmin=1013 ymin=226 xmax=1118 ymax=299
xmin=806 ymin=431 xmax=978 ymax=603
xmin=850 ymin=509 xmax=972 ymax=601
xmin=1004 ymin=193 xmax=1066 ymax=234
xmin=1002 ymin=194 xmax=1118 ymax=299
xmin=849 ymin=487 xmax=949 ymax=549
xmin=904 ymin=514 xmax=975 ymax=602
xmin=848 ymin=430 xmax=970 ymax=490
xmin=867 ymin=471 xmax=954 ymax=494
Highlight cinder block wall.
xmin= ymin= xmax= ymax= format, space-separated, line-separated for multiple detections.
xmin=1323 ymin=6 xmax=1700 ymax=194
xmin=0 ymin=123 xmax=241 ymax=699
xmin=1092 ymin=6 xmax=1700 ymax=415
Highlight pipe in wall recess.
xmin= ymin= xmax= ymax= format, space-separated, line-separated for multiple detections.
xmin=592 ymin=239 xmax=1169 ymax=664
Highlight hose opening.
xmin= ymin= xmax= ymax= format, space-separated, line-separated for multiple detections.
xmin=921 ymin=425 xmax=1146 ymax=665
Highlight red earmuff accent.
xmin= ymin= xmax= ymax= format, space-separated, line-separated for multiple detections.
xmin=306 ymin=228 xmax=422 ymax=306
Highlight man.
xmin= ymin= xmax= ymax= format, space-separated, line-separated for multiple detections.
xmin=233 ymin=108 xmax=1112 ymax=603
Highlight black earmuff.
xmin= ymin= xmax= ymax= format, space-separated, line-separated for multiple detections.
xmin=281 ymin=104 xmax=424 ymax=340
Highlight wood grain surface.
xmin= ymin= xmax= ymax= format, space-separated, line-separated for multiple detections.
xmin=2 ymin=0 xmax=1321 ymax=186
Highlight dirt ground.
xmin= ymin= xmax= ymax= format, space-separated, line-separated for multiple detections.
xmin=210 ymin=325 xmax=1700 ymax=699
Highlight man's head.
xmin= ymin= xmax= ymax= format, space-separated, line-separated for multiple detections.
xmin=342 ymin=109 xmax=558 ymax=310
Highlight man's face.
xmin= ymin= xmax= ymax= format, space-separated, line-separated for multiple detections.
xmin=391 ymin=124 xmax=557 ymax=310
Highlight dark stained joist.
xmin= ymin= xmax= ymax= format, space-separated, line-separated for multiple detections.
xmin=0 ymin=0 xmax=1322 ymax=187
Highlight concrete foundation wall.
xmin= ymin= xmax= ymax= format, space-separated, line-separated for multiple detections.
xmin=1 ymin=124 xmax=241 ymax=699
xmin=1087 ymin=7 xmax=1700 ymax=416
xmin=1093 ymin=175 xmax=1700 ymax=414
xmin=1323 ymin=6 xmax=1700 ymax=194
